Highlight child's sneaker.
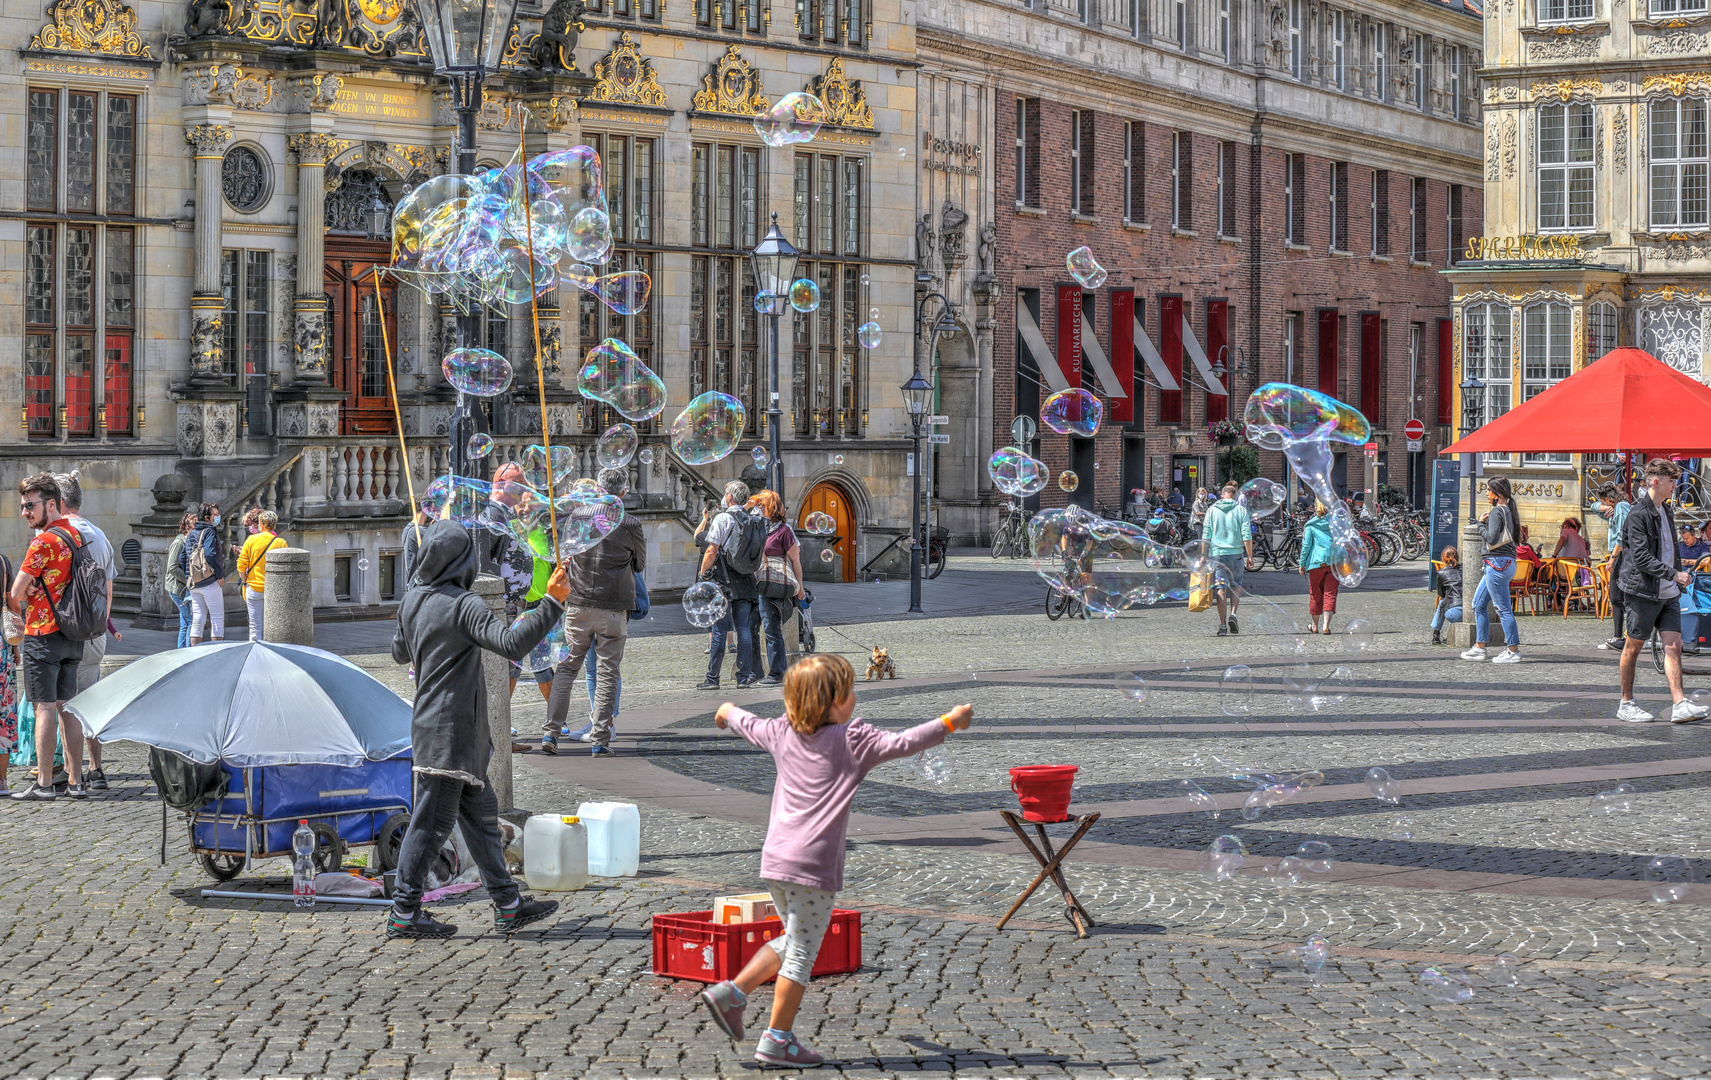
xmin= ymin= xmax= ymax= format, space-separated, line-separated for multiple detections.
xmin=754 ymin=1029 xmax=824 ymax=1068
xmin=699 ymin=980 xmax=747 ymax=1041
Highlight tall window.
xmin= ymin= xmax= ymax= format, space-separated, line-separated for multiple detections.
xmin=1412 ymin=33 xmax=1426 ymax=109
xmin=1589 ymin=300 xmax=1619 ymax=360
xmin=790 ymin=152 xmax=867 ymax=438
xmin=1539 ymin=103 xmax=1595 ymax=232
xmin=1071 ymin=110 xmax=1095 ymax=215
xmin=1649 ymin=0 xmax=1704 ymax=15
xmin=1521 ymin=303 xmax=1573 ymax=463
xmin=1015 ymin=98 xmax=1040 ymax=208
xmin=1371 ymin=22 xmax=1388 ymax=103
xmin=1650 ymin=97 xmax=1709 ymax=229
xmin=1410 ymin=178 xmax=1428 ymax=261
xmin=1284 ymin=312 xmax=1300 ymax=383
xmin=1463 ymin=303 xmax=1512 ymax=459
xmin=1542 ymin=0 xmax=1594 ymax=19
xmin=583 ymin=133 xmax=658 ymax=433
xmin=1371 ymin=169 xmax=1389 ymax=256
xmin=1449 ymin=48 xmax=1462 ymax=121
xmin=1285 ymin=152 xmax=1306 ymax=244
xmin=1124 ymin=121 xmax=1145 ymax=223
xmin=1218 ymin=0 xmax=1231 ymax=61
xmin=1218 ymin=141 xmax=1238 ymax=236
xmin=1173 ymin=132 xmax=1193 ymax=229
xmin=220 ymin=250 xmax=270 ymax=433
xmin=1330 ymin=161 xmax=1349 ymax=250
xmin=796 ymin=0 xmax=865 ymax=44
xmin=25 ymin=86 xmax=136 ymax=439
xmin=1331 ymin=11 xmax=1346 ymax=90
xmin=595 ymin=0 xmax=659 ymax=19
xmin=1289 ymin=0 xmax=1304 ymax=79
xmin=1173 ymin=0 xmax=1187 ymax=47
xmin=1448 ymin=183 xmax=1465 ymax=262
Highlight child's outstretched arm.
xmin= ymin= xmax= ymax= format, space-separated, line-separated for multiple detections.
xmin=715 ymin=702 xmax=779 ymax=750
xmin=849 ymin=704 xmax=974 ymax=769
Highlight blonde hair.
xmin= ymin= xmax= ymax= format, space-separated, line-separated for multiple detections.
xmin=783 ymin=653 xmax=854 ymax=735
xmin=259 ymin=510 xmax=279 ymax=531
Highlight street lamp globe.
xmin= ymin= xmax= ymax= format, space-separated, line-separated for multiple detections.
xmin=933 ymin=313 xmax=960 ymax=342
xmin=416 ymin=0 xmax=522 ymax=92
xmin=749 ymin=213 xmax=800 ymax=301
xmin=1458 ymin=374 xmax=1485 ymax=434
xmin=901 ymin=370 xmax=934 ymax=419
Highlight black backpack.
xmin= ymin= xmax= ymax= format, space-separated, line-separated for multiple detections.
xmin=38 ymin=525 xmax=107 ymax=641
xmin=719 ymin=509 xmax=770 ymax=577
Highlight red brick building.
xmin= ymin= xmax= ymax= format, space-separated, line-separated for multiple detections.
xmin=919 ymin=0 xmax=1484 ymax=535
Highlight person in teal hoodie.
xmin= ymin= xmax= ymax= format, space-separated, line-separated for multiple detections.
xmin=1297 ymin=501 xmax=1339 ymax=634
xmin=1200 ymin=481 xmax=1254 ymax=636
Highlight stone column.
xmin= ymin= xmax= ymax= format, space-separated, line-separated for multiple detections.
xmin=473 ymin=574 xmax=514 ymax=812
xmin=288 ymin=132 xmax=342 ymax=385
xmin=262 ymin=548 xmax=314 ymax=644
xmin=1452 ymin=521 xmax=1485 ymax=648
xmin=185 ymin=123 xmax=233 ymax=386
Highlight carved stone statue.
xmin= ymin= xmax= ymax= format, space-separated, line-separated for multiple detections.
xmin=939 ymin=201 xmax=969 ymax=269
xmin=186 ymin=0 xmax=240 ymax=38
xmin=915 ymin=213 xmax=935 ymax=269
xmin=1267 ymin=0 xmax=1288 ymax=57
xmin=530 ymin=0 xmax=585 ymax=71
xmin=977 ymin=221 xmax=996 ymax=275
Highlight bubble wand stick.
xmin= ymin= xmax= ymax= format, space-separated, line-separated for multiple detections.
xmin=518 ymin=115 xmax=561 ymax=560
xmin=370 ymin=266 xmax=422 ymax=545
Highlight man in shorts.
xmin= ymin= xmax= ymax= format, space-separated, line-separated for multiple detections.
xmin=10 ymin=472 xmax=89 ymax=801
xmin=1616 ymin=458 xmax=1710 ymax=724
xmin=57 ymin=472 xmax=116 ymax=791
xmin=1200 ymin=481 xmax=1254 ymax=637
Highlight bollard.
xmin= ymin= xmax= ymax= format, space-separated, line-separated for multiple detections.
xmin=262 ymin=548 xmax=314 ymax=646
xmin=1452 ymin=521 xmax=1485 ymax=649
xmin=472 ymin=574 xmax=514 ymax=813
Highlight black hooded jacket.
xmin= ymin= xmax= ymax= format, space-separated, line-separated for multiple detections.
xmin=391 ymin=520 xmax=563 ymax=787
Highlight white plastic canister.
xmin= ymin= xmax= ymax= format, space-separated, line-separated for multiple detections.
xmin=576 ymin=801 xmax=640 ymax=877
xmin=522 ymin=814 xmax=588 ymax=891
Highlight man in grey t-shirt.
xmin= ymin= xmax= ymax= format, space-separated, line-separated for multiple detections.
xmin=56 ymin=472 xmax=118 ymax=792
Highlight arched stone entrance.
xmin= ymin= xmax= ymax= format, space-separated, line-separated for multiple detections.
xmin=798 ymin=479 xmax=857 ymax=582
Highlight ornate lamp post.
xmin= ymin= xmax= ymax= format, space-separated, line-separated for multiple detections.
xmin=1459 ymin=373 xmax=1484 ymax=521
xmin=900 ymin=368 xmax=935 ymax=614
xmin=749 ymin=213 xmax=800 ymax=496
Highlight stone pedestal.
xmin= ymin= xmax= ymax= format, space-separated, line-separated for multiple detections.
xmin=262 ymin=548 xmax=314 ymax=645
xmin=473 ymin=574 xmax=513 ymax=812
xmin=1452 ymin=522 xmax=1485 ymax=648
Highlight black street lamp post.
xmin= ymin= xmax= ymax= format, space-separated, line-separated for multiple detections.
xmin=749 ymin=213 xmax=800 ymax=497
xmin=418 ymin=0 xmax=521 ymax=479
xmin=903 ymin=286 xmax=960 ymax=613
xmin=1459 ymin=373 xmax=1484 ymax=522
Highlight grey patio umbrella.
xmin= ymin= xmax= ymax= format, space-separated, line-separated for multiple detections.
xmin=66 ymin=642 xmax=412 ymax=767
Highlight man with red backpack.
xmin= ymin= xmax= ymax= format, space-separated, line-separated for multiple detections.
xmin=10 ymin=472 xmax=100 ymax=801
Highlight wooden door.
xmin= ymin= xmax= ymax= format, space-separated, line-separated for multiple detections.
xmin=325 ymin=240 xmax=398 ymax=436
xmin=799 ymin=481 xmax=856 ymax=583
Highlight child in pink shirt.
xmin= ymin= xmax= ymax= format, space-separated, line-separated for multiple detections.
xmin=699 ymin=653 xmax=973 ymax=1068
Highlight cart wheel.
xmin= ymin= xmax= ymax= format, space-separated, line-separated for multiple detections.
xmin=308 ymin=822 xmax=347 ymax=874
xmin=374 ymin=812 xmax=411 ymax=872
xmin=199 ymin=852 xmax=245 ymax=882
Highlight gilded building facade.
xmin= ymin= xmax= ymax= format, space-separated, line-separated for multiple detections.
xmin=1448 ymin=0 xmax=1711 ymax=544
xmin=0 ymin=0 xmax=917 ymax=625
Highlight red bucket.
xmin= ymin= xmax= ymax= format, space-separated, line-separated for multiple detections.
xmin=1009 ymin=765 xmax=1078 ymax=822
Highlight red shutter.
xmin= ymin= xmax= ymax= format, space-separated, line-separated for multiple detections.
xmin=1206 ymin=300 xmax=1230 ymax=423
xmin=1359 ymin=311 xmax=1381 ymax=422
xmin=1161 ymin=296 xmax=1183 ymax=424
xmin=1317 ymin=308 xmax=1339 ymax=397
xmin=1110 ymin=289 xmax=1135 ymax=423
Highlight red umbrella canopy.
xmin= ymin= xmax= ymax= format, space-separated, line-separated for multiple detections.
xmin=1442 ymin=348 xmax=1711 ymax=457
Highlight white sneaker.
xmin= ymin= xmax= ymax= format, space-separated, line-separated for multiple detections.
xmin=1459 ymin=646 xmax=1488 ymax=661
xmin=1491 ymin=649 xmax=1522 ymax=664
xmin=1670 ymin=699 xmax=1710 ymax=724
xmin=1618 ymin=700 xmax=1657 ymax=723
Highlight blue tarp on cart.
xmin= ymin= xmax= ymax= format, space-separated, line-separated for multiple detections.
xmin=191 ymin=754 xmax=413 ymax=856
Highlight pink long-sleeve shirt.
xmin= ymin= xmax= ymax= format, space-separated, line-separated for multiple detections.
xmin=725 ymin=707 xmax=949 ymax=893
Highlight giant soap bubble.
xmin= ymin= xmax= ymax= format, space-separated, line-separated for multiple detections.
xmin=578 ymin=338 xmax=667 ymax=422
xmin=521 ymin=443 xmax=576 ymax=493
xmin=443 ymin=347 xmax=514 ymax=397
xmin=1244 ymin=382 xmax=1372 ymax=586
xmin=1065 ymin=246 xmax=1107 ymax=290
xmin=753 ymin=92 xmax=826 ymax=147
xmin=596 ymin=423 xmax=638 ymax=469
xmin=683 ymin=581 xmax=729 ymax=628
xmin=1041 ymin=388 xmax=1103 ymax=437
xmin=988 ymin=447 xmax=1048 ymax=497
xmin=1238 ymin=477 xmax=1286 ymax=520
xmin=670 ymin=392 xmax=746 ymax=465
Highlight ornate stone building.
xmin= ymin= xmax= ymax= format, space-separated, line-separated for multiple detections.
xmin=919 ymin=0 xmax=1483 ymax=540
xmin=1448 ymin=0 xmax=1711 ymax=541
xmin=1 ymin=0 xmax=916 ymax=625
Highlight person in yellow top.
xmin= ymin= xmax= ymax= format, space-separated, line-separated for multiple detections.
xmin=237 ymin=510 xmax=285 ymax=643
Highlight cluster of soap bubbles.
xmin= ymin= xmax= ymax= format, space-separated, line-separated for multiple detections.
xmin=912 ymin=744 xmax=952 ymax=787
xmin=803 ymin=511 xmax=837 ymax=536
xmin=858 ymin=308 xmax=882 ymax=349
xmin=1245 ymin=383 xmax=1372 ymax=586
xmin=1419 ymin=955 xmax=1523 ymax=1003
xmin=1365 ymin=767 xmax=1402 ymax=804
xmin=988 ymin=447 xmax=1049 ymax=498
xmin=1282 ymin=662 xmax=1353 ymax=711
xmin=682 ymin=581 xmax=730 ymax=628
xmin=392 ymin=146 xmax=650 ymax=317
xmin=1202 ymin=753 xmax=1325 ymax=823
xmin=422 ymin=466 xmax=624 ymax=565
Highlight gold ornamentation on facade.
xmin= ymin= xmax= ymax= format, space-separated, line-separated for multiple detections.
xmin=29 ymin=0 xmax=153 ymax=58
xmin=186 ymin=64 xmax=274 ymax=109
xmin=524 ymin=96 xmax=578 ymax=131
xmin=591 ymin=32 xmax=666 ymax=107
xmin=500 ymin=20 xmax=525 ymax=66
xmin=289 ymin=132 xmax=352 ymax=165
xmin=1464 ymin=235 xmax=1584 ymax=260
xmin=185 ymin=125 xmax=234 ymax=157
xmin=1642 ymin=72 xmax=1711 ymax=95
xmin=692 ymin=45 xmax=769 ymax=117
xmin=293 ymin=72 xmax=343 ymax=112
xmin=1530 ymin=78 xmax=1602 ymax=101
xmin=810 ymin=58 xmax=873 ymax=129
xmin=1637 ymin=285 xmax=1711 ymax=303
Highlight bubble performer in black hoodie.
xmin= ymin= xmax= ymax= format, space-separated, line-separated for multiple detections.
xmin=386 ymin=519 xmax=570 ymax=940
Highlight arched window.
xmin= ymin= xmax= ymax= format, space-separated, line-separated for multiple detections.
xmin=1522 ymin=302 xmax=1572 ymax=463
xmin=1539 ymin=103 xmax=1594 ymax=232
xmin=1588 ymin=301 xmax=1619 ymax=360
xmin=324 ymin=168 xmax=394 ymax=238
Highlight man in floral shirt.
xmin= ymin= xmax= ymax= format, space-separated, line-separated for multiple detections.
xmin=9 ymin=472 xmax=88 ymax=802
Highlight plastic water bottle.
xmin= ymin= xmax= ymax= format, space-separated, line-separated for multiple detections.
xmin=292 ymin=819 xmax=316 ymax=909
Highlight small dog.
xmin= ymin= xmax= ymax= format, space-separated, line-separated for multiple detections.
xmin=498 ymin=819 xmax=526 ymax=875
xmin=865 ymin=645 xmax=897 ymax=681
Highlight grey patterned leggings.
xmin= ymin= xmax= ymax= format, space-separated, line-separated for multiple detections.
xmin=763 ymin=879 xmax=836 ymax=985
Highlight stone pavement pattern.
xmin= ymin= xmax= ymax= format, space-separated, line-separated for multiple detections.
xmin=4 ymin=559 xmax=1708 ymax=1079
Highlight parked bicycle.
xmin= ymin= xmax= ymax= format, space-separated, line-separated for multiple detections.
xmin=991 ymin=499 xmax=1032 ymax=559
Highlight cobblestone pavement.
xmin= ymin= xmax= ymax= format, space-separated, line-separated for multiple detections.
xmin=7 ymin=562 xmax=1711 ymax=1079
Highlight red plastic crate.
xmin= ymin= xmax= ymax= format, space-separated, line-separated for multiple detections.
xmin=651 ymin=909 xmax=861 ymax=983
